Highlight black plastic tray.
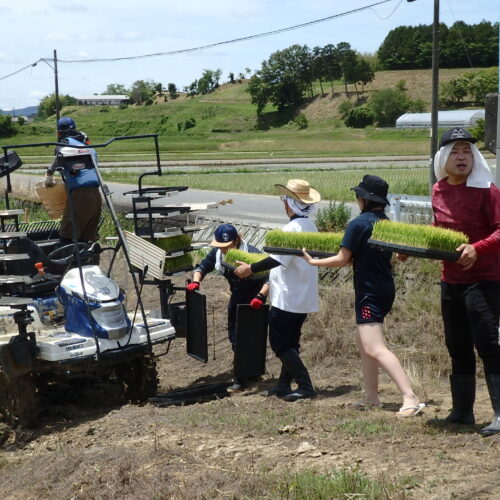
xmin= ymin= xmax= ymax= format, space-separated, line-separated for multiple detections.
xmin=367 ymin=239 xmax=460 ymax=262
xmin=263 ymin=246 xmax=337 ymax=258
xmin=221 ymin=261 xmax=269 ymax=280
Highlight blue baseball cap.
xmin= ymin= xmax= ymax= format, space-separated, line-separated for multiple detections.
xmin=210 ymin=224 xmax=238 ymax=247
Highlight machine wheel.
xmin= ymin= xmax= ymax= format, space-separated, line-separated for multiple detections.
xmin=114 ymin=355 xmax=159 ymax=403
xmin=0 ymin=371 xmax=40 ymax=428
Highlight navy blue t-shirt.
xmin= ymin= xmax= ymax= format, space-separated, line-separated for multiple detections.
xmin=341 ymin=210 xmax=394 ymax=298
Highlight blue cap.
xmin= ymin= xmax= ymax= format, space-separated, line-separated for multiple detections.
xmin=211 ymin=224 xmax=238 ymax=247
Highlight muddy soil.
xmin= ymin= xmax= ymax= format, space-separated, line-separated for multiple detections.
xmin=0 ymin=272 xmax=498 ymax=499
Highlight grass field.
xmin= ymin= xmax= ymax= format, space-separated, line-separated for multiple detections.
xmin=102 ymin=166 xmax=430 ymax=200
xmin=1 ymin=67 xmax=483 ymax=162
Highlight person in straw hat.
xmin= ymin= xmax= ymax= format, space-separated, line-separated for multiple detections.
xmin=303 ymin=175 xmax=425 ymax=417
xmin=187 ymin=223 xmax=268 ymax=392
xmin=432 ymin=127 xmax=500 ymax=436
xmin=234 ymin=179 xmax=321 ymax=401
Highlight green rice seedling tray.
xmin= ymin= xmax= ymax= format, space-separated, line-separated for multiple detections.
xmin=221 ymin=261 xmax=269 ymax=280
xmin=263 ymin=246 xmax=337 ymax=258
xmin=367 ymin=239 xmax=460 ymax=262
xmin=223 ymin=249 xmax=270 ymax=280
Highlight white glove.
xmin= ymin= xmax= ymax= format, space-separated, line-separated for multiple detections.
xmin=44 ymin=174 xmax=55 ymax=187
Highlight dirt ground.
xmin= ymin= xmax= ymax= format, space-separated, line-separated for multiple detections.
xmin=0 ymin=270 xmax=499 ymax=499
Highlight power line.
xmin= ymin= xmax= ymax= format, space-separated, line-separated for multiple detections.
xmin=55 ymin=0 xmax=394 ymax=64
xmin=0 ymin=0 xmax=395 ymax=81
xmin=0 ymin=59 xmax=43 ymax=82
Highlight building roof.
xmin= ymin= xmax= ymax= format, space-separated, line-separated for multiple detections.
xmin=396 ymin=109 xmax=485 ymax=128
xmin=77 ymin=95 xmax=129 ymax=100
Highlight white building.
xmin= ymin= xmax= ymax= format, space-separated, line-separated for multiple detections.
xmin=77 ymin=95 xmax=129 ymax=106
xmin=396 ymin=109 xmax=485 ymax=129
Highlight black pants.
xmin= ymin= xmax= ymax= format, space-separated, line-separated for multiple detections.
xmin=268 ymin=306 xmax=307 ymax=357
xmin=441 ymin=281 xmax=500 ymax=376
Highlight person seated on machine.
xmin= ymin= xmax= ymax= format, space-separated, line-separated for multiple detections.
xmin=44 ymin=117 xmax=102 ymax=245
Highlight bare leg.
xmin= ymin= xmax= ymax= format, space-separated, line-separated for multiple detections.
xmin=357 ymin=323 xmax=419 ymax=412
xmin=355 ymin=330 xmax=381 ymax=405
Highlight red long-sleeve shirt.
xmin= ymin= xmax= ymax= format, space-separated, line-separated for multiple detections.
xmin=432 ymin=179 xmax=500 ymax=284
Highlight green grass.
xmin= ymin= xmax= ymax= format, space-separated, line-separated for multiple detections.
xmin=102 ymin=167 xmax=430 ymax=200
xmin=371 ymin=219 xmax=468 ymax=253
xmin=268 ymin=467 xmax=412 ymax=500
xmin=265 ymin=230 xmax=344 ymax=253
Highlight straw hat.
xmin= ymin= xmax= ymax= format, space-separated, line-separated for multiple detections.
xmin=274 ymin=179 xmax=321 ymax=204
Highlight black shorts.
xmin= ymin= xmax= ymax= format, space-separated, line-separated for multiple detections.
xmin=355 ymin=293 xmax=395 ymax=325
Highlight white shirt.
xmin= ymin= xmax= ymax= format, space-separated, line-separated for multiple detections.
xmin=269 ymin=217 xmax=319 ymax=313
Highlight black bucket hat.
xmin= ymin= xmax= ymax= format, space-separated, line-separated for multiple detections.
xmin=439 ymin=127 xmax=476 ymax=148
xmin=351 ymin=175 xmax=390 ymax=206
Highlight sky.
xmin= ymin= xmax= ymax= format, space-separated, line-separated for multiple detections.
xmin=0 ymin=0 xmax=497 ymax=110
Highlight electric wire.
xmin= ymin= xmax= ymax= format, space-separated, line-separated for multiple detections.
xmin=369 ymin=0 xmax=404 ymax=20
xmin=0 ymin=0 xmax=395 ymax=81
xmin=444 ymin=0 xmax=475 ymax=69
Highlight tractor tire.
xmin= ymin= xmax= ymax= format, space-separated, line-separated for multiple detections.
xmin=0 ymin=371 xmax=40 ymax=428
xmin=114 ymin=355 xmax=159 ymax=403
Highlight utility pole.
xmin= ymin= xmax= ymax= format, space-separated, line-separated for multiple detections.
xmin=53 ymin=49 xmax=61 ymax=128
xmin=407 ymin=0 xmax=439 ymax=191
xmin=496 ymin=22 xmax=500 ymax=187
xmin=429 ymin=0 xmax=439 ymax=190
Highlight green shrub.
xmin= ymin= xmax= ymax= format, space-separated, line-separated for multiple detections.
xmin=293 ymin=113 xmax=308 ymax=130
xmin=265 ymin=230 xmax=343 ymax=253
xmin=344 ymin=106 xmax=374 ymax=128
xmin=177 ymin=118 xmax=196 ymax=132
xmin=315 ymin=201 xmax=351 ymax=232
xmin=470 ymin=118 xmax=485 ymax=143
xmin=371 ymin=219 xmax=468 ymax=252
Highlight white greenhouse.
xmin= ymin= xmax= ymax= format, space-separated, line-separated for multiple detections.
xmin=396 ymin=109 xmax=485 ymax=129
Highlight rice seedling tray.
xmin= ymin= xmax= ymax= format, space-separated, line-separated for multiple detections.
xmin=263 ymin=246 xmax=337 ymax=258
xmin=221 ymin=261 xmax=269 ymax=280
xmin=367 ymin=239 xmax=460 ymax=261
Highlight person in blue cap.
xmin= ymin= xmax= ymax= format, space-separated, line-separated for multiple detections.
xmin=44 ymin=116 xmax=101 ymax=243
xmin=187 ymin=223 xmax=268 ymax=392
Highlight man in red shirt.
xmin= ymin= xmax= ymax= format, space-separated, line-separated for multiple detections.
xmin=432 ymin=127 xmax=500 ymax=436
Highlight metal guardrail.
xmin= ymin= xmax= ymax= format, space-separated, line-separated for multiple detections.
xmin=191 ymin=215 xmax=275 ymax=250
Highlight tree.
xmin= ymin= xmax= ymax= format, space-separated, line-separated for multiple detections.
xmin=368 ymin=88 xmax=411 ymax=126
xmin=335 ymin=42 xmax=359 ymax=96
xmin=0 ymin=115 xmax=15 ymax=137
xmin=38 ymin=93 xmax=77 ymax=118
xmin=129 ymin=80 xmax=154 ymax=104
xmin=320 ymin=44 xmax=341 ymax=93
xmin=167 ymin=83 xmax=179 ymax=99
xmin=440 ymin=77 xmax=469 ymax=104
xmin=246 ymin=44 xmax=312 ymax=113
xmin=103 ymin=83 xmax=128 ymax=95
xmin=353 ymin=57 xmax=375 ymax=93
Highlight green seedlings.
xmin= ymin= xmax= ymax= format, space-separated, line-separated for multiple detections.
xmin=225 ymin=249 xmax=269 ymax=278
xmin=265 ymin=230 xmax=343 ymax=253
xmin=149 ymin=234 xmax=192 ymax=252
xmin=164 ymin=253 xmax=193 ymax=273
xmin=371 ymin=219 xmax=469 ymax=253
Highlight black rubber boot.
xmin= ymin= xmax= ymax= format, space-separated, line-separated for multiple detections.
xmin=445 ymin=374 xmax=475 ymax=425
xmin=260 ymin=365 xmax=292 ymax=397
xmin=279 ymin=349 xmax=316 ymax=402
xmin=480 ymin=374 xmax=500 ymax=437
